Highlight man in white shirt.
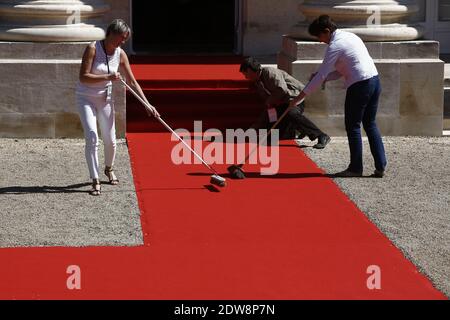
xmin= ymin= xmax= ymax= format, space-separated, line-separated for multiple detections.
xmin=290 ymin=15 xmax=387 ymax=177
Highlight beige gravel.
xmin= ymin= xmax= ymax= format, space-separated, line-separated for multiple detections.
xmin=0 ymin=139 xmax=143 ymax=248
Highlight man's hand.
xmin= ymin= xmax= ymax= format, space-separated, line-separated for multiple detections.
xmin=289 ymin=91 xmax=306 ymax=109
xmin=288 ymin=99 xmax=298 ymax=109
xmin=311 ymin=72 xmax=326 ymax=89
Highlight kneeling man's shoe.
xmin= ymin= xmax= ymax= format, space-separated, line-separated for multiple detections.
xmin=313 ymin=134 xmax=331 ymax=149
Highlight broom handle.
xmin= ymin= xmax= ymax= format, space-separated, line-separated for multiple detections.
xmin=239 ymin=98 xmax=305 ymax=167
xmin=120 ymin=79 xmax=219 ymax=175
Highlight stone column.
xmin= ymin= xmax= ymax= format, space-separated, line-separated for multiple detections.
xmin=0 ymin=0 xmax=110 ymax=41
xmin=290 ymin=0 xmax=423 ymax=41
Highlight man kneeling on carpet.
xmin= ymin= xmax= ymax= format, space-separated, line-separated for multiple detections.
xmin=240 ymin=57 xmax=331 ymax=148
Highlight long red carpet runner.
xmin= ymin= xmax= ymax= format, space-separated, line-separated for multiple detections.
xmin=0 ymin=57 xmax=445 ymax=299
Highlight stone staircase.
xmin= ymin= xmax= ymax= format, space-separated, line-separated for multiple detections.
xmin=126 ymin=56 xmax=265 ymax=133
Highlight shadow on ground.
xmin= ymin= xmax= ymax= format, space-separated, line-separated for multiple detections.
xmin=0 ymin=183 xmax=91 ymax=194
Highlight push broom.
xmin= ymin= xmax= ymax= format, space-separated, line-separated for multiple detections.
xmin=121 ymin=79 xmax=226 ymax=187
xmin=227 ymin=97 xmax=305 ymax=179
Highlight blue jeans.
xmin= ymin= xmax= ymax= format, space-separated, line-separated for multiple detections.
xmin=345 ymin=75 xmax=387 ymax=173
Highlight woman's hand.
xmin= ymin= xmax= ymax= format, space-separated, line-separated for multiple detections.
xmin=107 ymin=72 xmax=121 ymax=81
xmin=146 ymin=104 xmax=160 ymax=118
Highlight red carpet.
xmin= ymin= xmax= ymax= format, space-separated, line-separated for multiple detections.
xmin=126 ymin=56 xmax=265 ymax=133
xmin=0 ymin=132 xmax=444 ymax=299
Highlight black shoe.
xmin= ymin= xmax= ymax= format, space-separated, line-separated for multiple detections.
xmin=295 ymin=131 xmax=307 ymax=140
xmin=313 ymin=135 xmax=331 ymax=149
xmin=334 ymin=169 xmax=363 ymax=178
xmin=370 ymin=169 xmax=384 ymax=178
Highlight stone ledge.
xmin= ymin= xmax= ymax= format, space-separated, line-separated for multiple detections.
xmin=281 ymin=38 xmax=440 ymax=61
xmin=0 ymin=27 xmax=105 ymax=42
xmin=0 ymin=42 xmax=90 ymax=59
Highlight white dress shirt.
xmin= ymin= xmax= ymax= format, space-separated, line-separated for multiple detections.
xmin=303 ymin=30 xmax=378 ymax=95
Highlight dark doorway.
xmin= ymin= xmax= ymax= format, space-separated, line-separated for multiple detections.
xmin=132 ymin=0 xmax=237 ymax=54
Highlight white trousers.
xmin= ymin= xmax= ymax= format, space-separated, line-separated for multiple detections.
xmin=77 ymin=94 xmax=117 ymax=179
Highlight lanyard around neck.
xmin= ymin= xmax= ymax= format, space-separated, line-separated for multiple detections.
xmin=101 ymin=40 xmax=110 ymax=74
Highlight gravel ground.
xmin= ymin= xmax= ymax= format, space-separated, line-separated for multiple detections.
xmin=0 ymin=139 xmax=143 ymax=248
xmin=300 ymin=136 xmax=450 ymax=298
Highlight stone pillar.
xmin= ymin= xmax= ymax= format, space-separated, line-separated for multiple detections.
xmin=290 ymin=0 xmax=424 ymax=41
xmin=0 ymin=0 xmax=110 ymax=41
xmin=278 ymin=0 xmax=444 ymax=136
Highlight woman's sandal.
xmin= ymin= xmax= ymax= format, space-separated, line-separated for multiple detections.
xmin=104 ymin=167 xmax=119 ymax=185
xmin=90 ymin=179 xmax=101 ymax=196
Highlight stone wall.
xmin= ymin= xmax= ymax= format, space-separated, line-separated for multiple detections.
xmin=279 ymin=40 xmax=444 ymax=136
xmin=0 ymin=0 xmax=127 ymax=138
xmin=242 ymin=0 xmax=303 ymax=56
xmin=0 ymin=42 xmax=126 ymax=138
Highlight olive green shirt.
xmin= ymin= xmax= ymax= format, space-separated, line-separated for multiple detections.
xmin=255 ymin=67 xmax=305 ymax=106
